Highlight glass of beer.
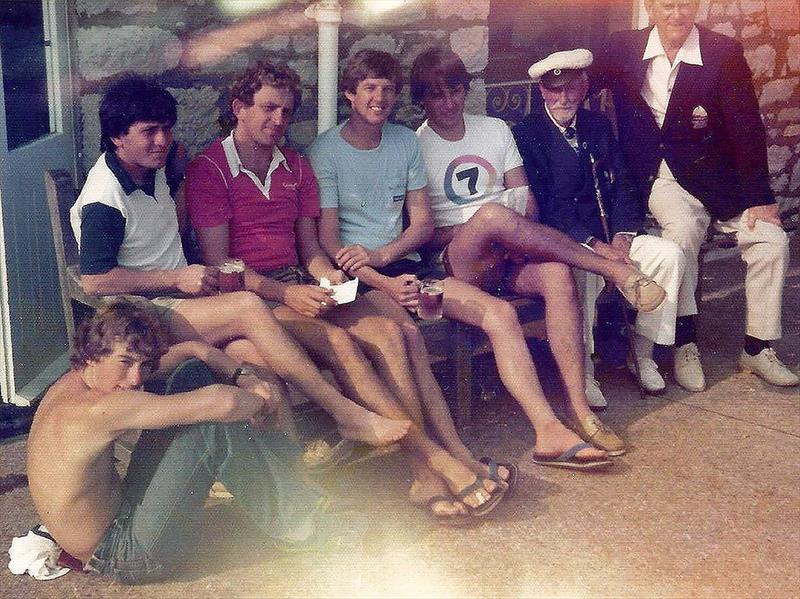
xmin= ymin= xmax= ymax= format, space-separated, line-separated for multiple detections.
xmin=218 ymin=259 xmax=245 ymax=293
xmin=417 ymin=278 xmax=444 ymax=320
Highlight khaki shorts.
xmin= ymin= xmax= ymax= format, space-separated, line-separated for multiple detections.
xmin=257 ymin=265 xmax=317 ymax=308
xmin=103 ymin=294 xmax=186 ymax=330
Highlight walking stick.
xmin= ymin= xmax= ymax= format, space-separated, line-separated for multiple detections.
xmin=588 ymin=152 xmax=647 ymax=399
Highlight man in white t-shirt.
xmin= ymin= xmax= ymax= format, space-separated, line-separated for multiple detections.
xmin=410 ymin=48 xmax=674 ymax=467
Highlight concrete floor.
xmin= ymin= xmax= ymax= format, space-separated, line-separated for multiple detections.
xmin=1 ymin=237 xmax=798 ymax=598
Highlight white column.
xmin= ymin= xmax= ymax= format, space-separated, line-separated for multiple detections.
xmin=305 ymin=0 xmax=342 ymax=134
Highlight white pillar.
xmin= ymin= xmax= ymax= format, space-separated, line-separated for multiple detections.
xmin=305 ymin=0 xmax=342 ymax=134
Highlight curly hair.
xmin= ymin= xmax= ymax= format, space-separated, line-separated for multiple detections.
xmin=227 ymin=60 xmax=302 ymax=127
xmin=99 ymin=74 xmax=177 ymax=154
xmin=410 ymin=47 xmax=471 ymax=105
xmin=341 ymin=49 xmax=403 ymax=94
xmin=71 ymin=301 xmax=170 ymax=371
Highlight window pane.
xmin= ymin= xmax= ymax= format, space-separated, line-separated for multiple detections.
xmin=1 ymin=1 xmax=51 ymax=150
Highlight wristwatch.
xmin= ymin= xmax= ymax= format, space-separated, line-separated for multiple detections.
xmin=227 ymin=365 xmax=255 ymax=385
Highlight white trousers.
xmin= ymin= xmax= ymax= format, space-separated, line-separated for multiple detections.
xmin=575 ymin=234 xmax=688 ymax=369
xmin=648 ymin=177 xmax=788 ymax=340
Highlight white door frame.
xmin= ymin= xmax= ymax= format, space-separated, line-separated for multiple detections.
xmin=0 ymin=0 xmax=75 ymax=406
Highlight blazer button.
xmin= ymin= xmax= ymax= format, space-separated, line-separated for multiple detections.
xmin=658 ymin=143 xmax=665 ymax=151
xmin=648 ymin=175 xmax=655 ymax=183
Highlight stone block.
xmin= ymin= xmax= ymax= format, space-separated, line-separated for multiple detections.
xmin=790 ymin=159 xmax=800 ymax=191
xmin=292 ymin=34 xmax=317 ymax=55
xmin=450 ymin=26 xmax=488 ymax=73
xmin=766 ymin=1 xmax=799 ymax=31
xmin=726 ymin=2 xmax=740 ymax=17
xmin=79 ymin=94 xmax=102 ymax=174
xmin=711 ymin=22 xmax=737 ymax=38
xmin=771 ymin=173 xmax=789 ymax=192
xmin=739 ymin=0 xmax=765 ymax=16
xmin=343 ymin=3 xmax=427 ymax=27
xmin=399 ymin=32 xmax=449 ymax=67
xmin=788 ymin=35 xmax=800 ymax=73
xmin=76 ymin=0 xmax=156 ymax=17
xmin=767 ymin=145 xmax=792 ymax=173
xmin=260 ymin=35 xmax=291 ymax=53
xmin=169 ymin=86 xmax=221 ymax=159
xmin=777 ymin=107 xmax=800 ymax=122
xmin=744 ymin=44 xmax=776 ymax=79
xmin=286 ymin=119 xmax=318 ymax=151
xmin=759 ymin=77 xmax=799 ymax=107
xmin=77 ymin=26 xmax=182 ymax=81
xmin=465 ymin=78 xmax=487 ymax=116
xmin=347 ymin=34 xmax=399 ymax=58
xmin=287 ymin=59 xmax=317 ymax=87
xmin=434 ymin=0 xmax=490 ymax=21
xmin=194 ymin=51 xmax=250 ymax=76
xmin=709 ymin=3 xmax=725 ymax=18
xmin=740 ymin=24 xmax=762 ymax=39
xmin=784 ymin=125 xmax=800 ymax=138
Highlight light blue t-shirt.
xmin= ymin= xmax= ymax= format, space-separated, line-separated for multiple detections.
xmin=307 ymin=121 xmax=428 ymax=253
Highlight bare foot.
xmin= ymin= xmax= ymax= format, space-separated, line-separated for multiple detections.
xmin=534 ymin=420 xmax=607 ymax=460
xmin=338 ymin=410 xmax=410 ymax=447
xmin=426 ymin=450 xmax=501 ymax=510
xmin=445 ymin=445 xmax=511 ymax=489
xmin=408 ymin=473 xmax=469 ymax=518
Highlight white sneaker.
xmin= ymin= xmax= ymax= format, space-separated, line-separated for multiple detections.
xmin=674 ymin=342 xmax=706 ymax=392
xmin=627 ymin=356 xmax=666 ymax=394
xmin=739 ymin=348 xmax=799 ymax=387
xmin=585 ymin=376 xmax=608 ymax=410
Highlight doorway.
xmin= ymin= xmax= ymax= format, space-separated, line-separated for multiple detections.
xmin=0 ymin=0 xmax=76 ymax=406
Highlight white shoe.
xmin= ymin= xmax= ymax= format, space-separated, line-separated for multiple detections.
xmin=674 ymin=342 xmax=706 ymax=392
xmin=585 ymin=376 xmax=608 ymax=410
xmin=739 ymin=348 xmax=799 ymax=387
xmin=627 ymin=356 xmax=666 ymax=394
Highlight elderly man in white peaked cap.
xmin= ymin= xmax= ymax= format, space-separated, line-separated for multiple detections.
xmin=514 ymin=49 xmax=692 ymax=400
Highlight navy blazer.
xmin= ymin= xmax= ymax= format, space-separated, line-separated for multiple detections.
xmin=592 ymin=25 xmax=774 ymax=221
xmin=513 ymin=108 xmax=643 ymax=244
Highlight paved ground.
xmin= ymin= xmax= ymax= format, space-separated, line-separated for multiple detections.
xmin=1 ymin=235 xmax=798 ymax=598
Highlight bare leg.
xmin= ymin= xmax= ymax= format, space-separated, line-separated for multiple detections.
xmin=348 ymin=290 xmax=508 ymax=480
xmin=507 ymin=261 xmax=594 ymax=421
xmin=272 ymin=301 xmax=501 ymax=506
xmin=447 ymin=203 xmax=643 ymax=288
xmin=223 ymin=338 xmax=299 ymax=442
xmin=440 ymin=277 xmax=606 ymax=460
xmin=167 ymin=291 xmax=410 ymax=447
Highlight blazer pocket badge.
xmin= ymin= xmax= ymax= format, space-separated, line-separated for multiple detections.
xmin=691 ymin=105 xmax=709 ymax=129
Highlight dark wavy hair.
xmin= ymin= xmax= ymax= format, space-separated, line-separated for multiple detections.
xmin=99 ymin=74 xmax=177 ymax=154
xmin=341 ymin=49 xmax=403 ymax=94
xmin=71 ymin=301 xmax=170 ymax=371
xmin=227 ymin=60 xmax=302 ymax=126
xmin=410 ymin=47 xmax=471 ymax=105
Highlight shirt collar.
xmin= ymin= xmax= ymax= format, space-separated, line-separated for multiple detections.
xmin=104 ymin=151 xmax=157 ymax=197
xmin=643 ymin=25 xmax=702 ymax=66
xmin=221 ymin=132 xmax=290 ymax=178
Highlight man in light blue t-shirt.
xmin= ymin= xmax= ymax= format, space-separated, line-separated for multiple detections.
xmin=310 ymin=49 xmax=517 ymax=523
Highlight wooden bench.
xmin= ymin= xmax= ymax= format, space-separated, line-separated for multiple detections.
xmin=45 ymin=168 xmax=547 ymax=431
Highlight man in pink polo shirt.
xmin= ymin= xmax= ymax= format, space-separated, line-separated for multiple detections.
xmin=186 ymin=61 xmax=511 ymax=524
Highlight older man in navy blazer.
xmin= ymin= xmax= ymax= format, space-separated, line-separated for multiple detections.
xmin=592 ymin=0 xmax=796 ymax=387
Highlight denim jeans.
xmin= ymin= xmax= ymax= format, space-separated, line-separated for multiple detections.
xmin=87 ymin=360 xmax=323 ymax=585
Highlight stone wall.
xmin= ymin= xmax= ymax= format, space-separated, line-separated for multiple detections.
xmin=70 ymin=0 xmax=489 ymax=179
xmin=698 ymin=0 xmax=800 ymax=219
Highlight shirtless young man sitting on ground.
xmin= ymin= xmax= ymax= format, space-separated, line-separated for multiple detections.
xmin=27 ymin=301 xmax=327 ymax=584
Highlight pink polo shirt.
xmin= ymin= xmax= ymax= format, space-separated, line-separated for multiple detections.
xmin=186 ymin=135 xmax=320 ymax=271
